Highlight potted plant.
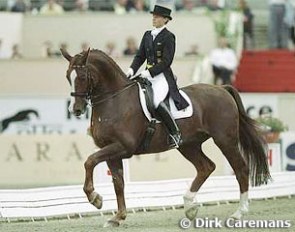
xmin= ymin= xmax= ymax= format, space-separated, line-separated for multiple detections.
xmin=256 ymin=116 xmax=288 ymax=143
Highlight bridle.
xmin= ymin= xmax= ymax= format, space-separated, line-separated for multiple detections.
xmin=70 ymin=64 xmax=93 ymax=100
xmin=70 ymin=64 xmax=137 ymax=107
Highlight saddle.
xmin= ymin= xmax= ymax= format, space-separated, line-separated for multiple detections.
xmin=135 ymin=77 xmax=157 ymax=119
xmin=134 ymin=76 xmax=193 ymax=151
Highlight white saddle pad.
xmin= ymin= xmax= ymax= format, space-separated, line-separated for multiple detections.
xmin=137 ymin=83 xmax=193 ymax=122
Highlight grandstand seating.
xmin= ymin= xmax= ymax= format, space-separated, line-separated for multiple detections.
xmin=234 ymin=50 xmax=295 ymax=92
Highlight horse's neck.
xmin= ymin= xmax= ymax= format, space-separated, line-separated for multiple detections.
xmin=94 ymin=73 xmax=130 ymax=96
xmin=90 ymin=57 xmax=134 ymax=116
xmin=91 ymin=55 xmax=130 ymax=93
xmin=90 ymin=73 xmax=137 ymax=118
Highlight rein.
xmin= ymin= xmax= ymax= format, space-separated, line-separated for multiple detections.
xmin=90 ymin=81 xmax=137 ymax=107
xmin=70 ymin=64 xmax=137 ymax=108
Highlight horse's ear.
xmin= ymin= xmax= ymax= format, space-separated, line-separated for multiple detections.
xmin=82 ymin=48 xmax=91 ymax=65
xmin=60 ymin=48 xmax=72 ymax=62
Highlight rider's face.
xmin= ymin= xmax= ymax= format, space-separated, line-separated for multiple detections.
xmin=152 ymin=14 xmax=168 ymax=28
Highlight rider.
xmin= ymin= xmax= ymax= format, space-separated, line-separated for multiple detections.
xmin=126 ymin=4 xmax=189 ymax=148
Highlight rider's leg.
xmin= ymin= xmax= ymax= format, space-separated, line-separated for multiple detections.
xmin=156 ymin=101 xmax=182 ymax=148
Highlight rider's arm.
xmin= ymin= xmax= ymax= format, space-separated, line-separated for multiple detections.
xmin=130 ymin=32 xmax=148 ymax=74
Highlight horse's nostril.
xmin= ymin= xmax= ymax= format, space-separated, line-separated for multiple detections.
xmin=75 ymin=110 xmax=81 ymax=116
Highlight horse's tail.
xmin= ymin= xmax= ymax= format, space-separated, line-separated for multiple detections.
xmin=223 ymin=85 xmax=271 ymax=187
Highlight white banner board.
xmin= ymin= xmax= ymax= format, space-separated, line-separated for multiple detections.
xmin=267 ymin=143 xmax=282 ymax=173
xmin=0 ymin=97 xmax=90 ymax=134
xmin=240 ymin=93 xmax=279 ymax=118
xmin=280 ymin=132 xmax=295 ymax=171
xmin=0 ymin=135 xmax=129 ymax=187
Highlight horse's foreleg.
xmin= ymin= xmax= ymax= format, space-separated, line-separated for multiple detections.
xmin=103 ymin=159 xmax=126 ymax=227
xmin=83 ymin=143 xmax=127 ymax=210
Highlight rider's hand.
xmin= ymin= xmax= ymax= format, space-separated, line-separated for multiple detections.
xmin=126 ymin=68 xmax=134 ymax=79
xmin=140 ymin=70 xmax=151 ymax=79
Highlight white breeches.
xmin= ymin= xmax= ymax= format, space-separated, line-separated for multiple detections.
xmin=147 ymin=73 xmax=169 ymax=108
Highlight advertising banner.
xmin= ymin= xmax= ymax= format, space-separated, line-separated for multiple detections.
xmin=0 ymin=134 xmax=129 ymax=187
xmin=0 ymin=97 xmax=90 ymax=134
xmin=0 ymin=94 xmax=284 ymax=135
xmin=280 ymin=132 xmax=295 ymax=171
xmin=240 ymin=93 xmax=279 ymax=118
xmin=267 ymin=143 xmax=282 ymax=173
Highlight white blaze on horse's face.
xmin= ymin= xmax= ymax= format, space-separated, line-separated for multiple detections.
xmin=68 ymin=69 xmax=77 ymax=114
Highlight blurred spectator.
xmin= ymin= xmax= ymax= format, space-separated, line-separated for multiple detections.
xmin=75 ymin=0 xmax=88 ymax=12
xmin=184 ymin=44 xmax=199 ymax=56
xmin=268 ymin=0 xmax=288 ymax=49
xmin=209 ymin=37 xmax=238 ymax=85
xmin=113 ymin=0 xmax=128 ymax=14
xmin=129 ymin=0 xmax=148 ymax=13
xmin=58 ymin=42 xmax=68 ymax=55
xmin=200 ymin=0 xmax=208 ymax=6
xmin=123 ymin=36 xmax=138 ymax=55
xmin=105 ymin=41 xmax=120 ymax=58
xmin=11 ymin=44 xmax=23 ymax=59
xmin=81 ymin=42 xmax=90 ymax=51
xmin=40 ymin=0 xmax=64 ymax=15
xmin=207 ymin=0 xmax=223 ymax=11
xmin=178 ymin=0 xmax=197 ymax=13
xmin=238 ymin=0 xmax=254 ymax=49
xmin=284 ymin=0 xmax=295 ymax=47
xmin=41 ymin=41 xmax=55 ymax=57
xmin=10 ymin=0 xmax=29 ymax=12
xmin=89 ymin=0 xmax=113 ymax=11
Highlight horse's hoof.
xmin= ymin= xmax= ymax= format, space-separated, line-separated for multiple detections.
xmin=229 ymin=210 xmax=243 ymax=220
xmin=89 ymin=192 xmax=103 ymax=209
xmin=103 ymin=220 xmax=120 ymax=228
xmin=185 ymin=204 xmax=199 ymax=220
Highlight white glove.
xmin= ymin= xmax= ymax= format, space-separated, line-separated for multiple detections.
xmin=126 ymin=68 xmax=134 ymax=79
xmin=140 ymin=70 xmax=151 ymax=78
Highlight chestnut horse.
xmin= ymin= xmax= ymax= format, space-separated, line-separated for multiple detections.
xmin=61 ymin=48 xmax=271 ymax=227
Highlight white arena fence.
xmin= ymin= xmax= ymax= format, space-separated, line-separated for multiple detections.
xmin=0 ymin=172 xmax=294 ymax=221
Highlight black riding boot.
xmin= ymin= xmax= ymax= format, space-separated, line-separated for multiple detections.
xmin=156 ymin=102 xmax=182 ymax=148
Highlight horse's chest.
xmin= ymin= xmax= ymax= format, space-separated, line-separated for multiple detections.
xmin=91 ymin=120 xmax=114 ymax=147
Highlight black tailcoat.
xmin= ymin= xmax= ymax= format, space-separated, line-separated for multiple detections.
xmin=130 ymin=28 xmax=189 ymax=110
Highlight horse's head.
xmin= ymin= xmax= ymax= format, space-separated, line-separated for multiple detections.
xmin=61 ymin=48 xmax=92 ymax=117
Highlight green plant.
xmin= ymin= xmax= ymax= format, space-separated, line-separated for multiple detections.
xmin=256 ymin=117 xmax=288 ymax=133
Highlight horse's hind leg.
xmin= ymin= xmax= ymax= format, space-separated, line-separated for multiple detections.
xmin=214 ymin=139 xmax=249 ymax=219
xmin=104 ymin=159 xmax=126 ymax=227
xmin=178 ymin=142 xmax=216 ymax=220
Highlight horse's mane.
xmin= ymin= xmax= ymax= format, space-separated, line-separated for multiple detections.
xmin=88 ymin=49 xmax=127 ymax=79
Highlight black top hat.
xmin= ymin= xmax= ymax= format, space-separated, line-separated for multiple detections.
xmin=150 ymin=5 xmax=172 ymax=20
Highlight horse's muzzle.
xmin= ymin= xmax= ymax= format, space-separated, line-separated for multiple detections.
xmin=74 ymin=110 xmax=82 ymax=117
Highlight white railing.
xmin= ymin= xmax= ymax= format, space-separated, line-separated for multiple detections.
xmin=0 ymin=172 xmax=294 ymax=221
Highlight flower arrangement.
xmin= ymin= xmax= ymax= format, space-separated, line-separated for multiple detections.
xmin=256 ymin=116 xmax=288 ymax=143
xmin=256 ymin=117 xmax=288 ymax=133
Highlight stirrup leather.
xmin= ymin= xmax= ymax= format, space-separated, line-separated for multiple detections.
xmin=169 ymin=133 xmax=182 ymax=148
